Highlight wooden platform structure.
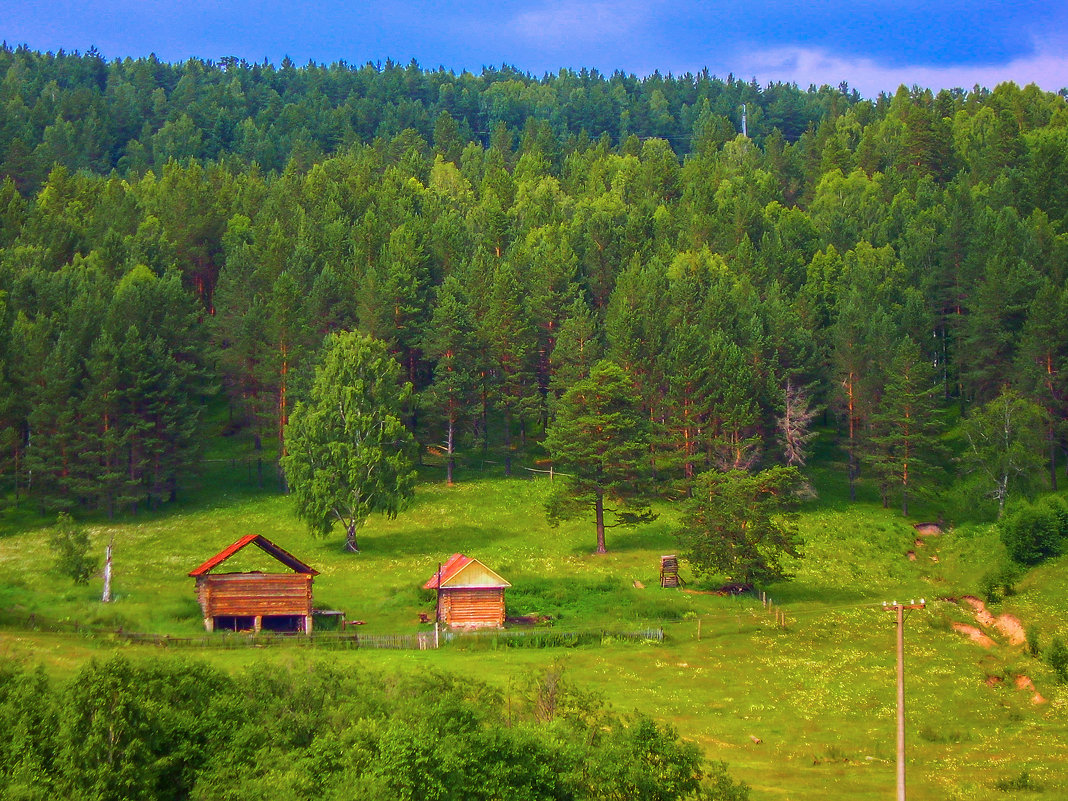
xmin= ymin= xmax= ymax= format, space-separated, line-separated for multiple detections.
xmin=660 ymin=554 xmax=681 ymax=588
xmin=189 ymin=535 xmax=318 ymax=634
xmin=423 ymin=554 xmax=511 ymax=628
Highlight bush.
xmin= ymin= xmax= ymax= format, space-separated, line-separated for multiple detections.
xmin=993 ymin=769 xmax=1043 ymax=792
xmin=1046 ymin=636 xmax=1068 ymax=683
xmin=999 ymin=496 xmax=1068 ymax=565
xmin=49 ymin=512 xmax=97 ymax=585
xmin=978 ymin=563 xmax=1021 ymax=604
xmin=1027 ymin=626 xmax=1042 ymax=658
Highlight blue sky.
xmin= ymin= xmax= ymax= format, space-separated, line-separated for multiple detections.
xmin=4 ymin=1 xmax=1066 ymax=97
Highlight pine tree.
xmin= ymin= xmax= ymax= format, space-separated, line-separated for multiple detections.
xmin=482 ymin=260 xmax=538 ymax=476
xmin=870 ymin=337 xmax=946 ymax=515
xmin=422 ymin=276 xmax=479 ymax=485
xmin=544 ymin=360 xmax=656 ymax=553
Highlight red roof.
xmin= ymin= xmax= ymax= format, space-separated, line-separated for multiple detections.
xmin=189 ymin=534 xmax=318 ymax=577
xmin=423 ymin=553 xmax=473 ymax=589
xmin=422 ymin=553 xmax=509 ymax=589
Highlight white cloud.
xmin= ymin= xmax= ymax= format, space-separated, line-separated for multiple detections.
xmin=508 ymin=0 xmax=654 ymax=48
xmin=734 ymin=42 xmax=1068 ymax=97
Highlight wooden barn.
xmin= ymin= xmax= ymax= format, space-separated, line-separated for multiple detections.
xmin=189 ymin=534 xmax=318 ymax=634
xmin=424 ymin=554 xmax=511 ymax=628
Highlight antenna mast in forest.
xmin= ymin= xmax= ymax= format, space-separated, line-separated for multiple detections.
xmin=741 ymin=103 xmax=748 ymax=137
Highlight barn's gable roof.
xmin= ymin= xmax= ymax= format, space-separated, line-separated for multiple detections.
xmin=189 ymin=534 xmax=318 ymax=577
xmin=423 ymin=553 xmax=510 ymax=589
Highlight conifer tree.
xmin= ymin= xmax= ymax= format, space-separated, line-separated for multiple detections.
xmin=870 ymin=337 xmax=946 ymax=515
xmin=422 ymin=276 xmax=479 ymax=485
xmin=544 ymin=360 xmax=656 ymax=553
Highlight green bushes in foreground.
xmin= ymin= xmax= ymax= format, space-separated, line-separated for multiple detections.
xmin=0 ymin=656 xmax=748 ymax=801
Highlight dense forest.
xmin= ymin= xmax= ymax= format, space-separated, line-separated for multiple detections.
xmin=1 ymin=45 xmax=1067 ymax=520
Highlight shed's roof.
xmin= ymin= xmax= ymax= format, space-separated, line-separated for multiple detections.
xmin=423 ymin=553 xmax=510 ymax=589
xmin=189 ymin=534 xmax=318 ymax=577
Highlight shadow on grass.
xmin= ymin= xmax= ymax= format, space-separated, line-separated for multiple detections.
xmin=503 ymin=574 xmax=698 ymax=624
xmin=764 ymin=582 xmax=874 ymax=606
xmin=359 ymin=523 xmax=515 ymax=557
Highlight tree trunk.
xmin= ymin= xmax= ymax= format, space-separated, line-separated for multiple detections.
xmin=1049 ymin=421 xmax=1058 ymax=491
xmin=504 ymin=411 xmax=513 ymax=477
xmin=446 ymin=417 xmax=455 ymax=486
xmin=595 ymin=491 xmax=607 ymax=554
xmin=101 ymin=540 xmax=113 ymax=603
xmin=345 ymin=522 xmax=360 ymax=553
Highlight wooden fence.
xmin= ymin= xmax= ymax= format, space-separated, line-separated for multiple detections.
xmin=0 ymin=609 xmax=663 ymax=651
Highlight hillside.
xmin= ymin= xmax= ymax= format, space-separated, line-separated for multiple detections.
xmin=2 ymin=450 xmax=1066 ymax=799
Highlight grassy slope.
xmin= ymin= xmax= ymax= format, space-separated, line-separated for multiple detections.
xmin=1 ymin=449 xmax=1067 ymax=800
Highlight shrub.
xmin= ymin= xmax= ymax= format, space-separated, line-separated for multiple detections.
xmin=978 ymin=563 xmax=1021 ymax=604
xmin=999 ymin=496 xmax=1068 ymax=565
xmin=1027 ymin=627 xmax=1042 ymax=658
xmin=993 ymin=769 xmax=1043 ymax=792
xmin=49 ymin=512 xmax=97 ymax=585
xmin=1046 ymin=636 xmax=1068 ymax=683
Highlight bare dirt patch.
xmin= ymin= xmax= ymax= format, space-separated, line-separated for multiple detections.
xmin=952 ymin=622 xmax=996 ymax=647
xmin=1015 ymin=675 xmax=1048 ymax=704
xmin=994 ymin=614 xmax=1026 ymax=646
xmin=913 ymin=522 xmax=943 ymax=537
xmin=961 ymin=596 xmax=996 ymax=628
xmin=906 ymin=550 xmax=916 ymax=561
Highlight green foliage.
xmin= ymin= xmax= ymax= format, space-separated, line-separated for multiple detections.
xmin=998 ymin=495 xmax=1068 ymax=565
xmin=282 ymin=332 xmax=417 ymax=552
xmin=959 ymin=389 xmax=1046 ymax=519
xmin=1046 ymin=637 xmax=1068 ymax=684
xmin=978 ymin=561 xmax=1021 ymax=604
xmin=0 ymin=657 xmax=750 ymax=801
xmin=677 ymin=467 xmax=803 ymax=586
xmin=544 ymin=360 xmax=657 ymax=553
xmin=1028 ymin=626 xmax=1042 ymax=658
xmin=993 ymin=769 xmax=1044 ymax=792
xmin=49 ymin=512 xmax=96 ymax=585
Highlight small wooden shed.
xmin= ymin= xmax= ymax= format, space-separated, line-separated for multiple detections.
xmin=423 ymin=554 xmax=511 ymax=628
xmin=189 ymin=534 xmax=318 ymax=634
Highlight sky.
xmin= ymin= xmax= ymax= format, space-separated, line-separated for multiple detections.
xmin=4 ymin=1 xmax=1067 ymax=98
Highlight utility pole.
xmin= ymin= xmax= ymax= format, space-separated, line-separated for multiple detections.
xmin=883 ymin=599 xmax=925 ymax=801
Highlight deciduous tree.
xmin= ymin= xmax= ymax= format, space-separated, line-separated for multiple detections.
xmin=677 ymin=467 xmax=803 ymax=586
xmin=282 ymin=332 xmax=416 ymax=552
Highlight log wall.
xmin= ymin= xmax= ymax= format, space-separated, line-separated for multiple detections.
xmin=440 ymin=587 xmax=505 ymax=628
xmin=196 ymin=573 xmax=313 ymax=620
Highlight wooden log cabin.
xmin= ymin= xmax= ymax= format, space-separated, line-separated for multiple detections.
xmin=189 ymin=534 xmax=318 ymax=634
xmin=423 ymin=554 xmax=511 ymax=628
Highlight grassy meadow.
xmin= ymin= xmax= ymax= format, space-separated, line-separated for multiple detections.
xmin=1 ymin=442 xmax=1067 ymax=801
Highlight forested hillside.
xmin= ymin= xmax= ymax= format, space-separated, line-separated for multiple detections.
xmin=1 ymin=45 xmax=1067 ymax=519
